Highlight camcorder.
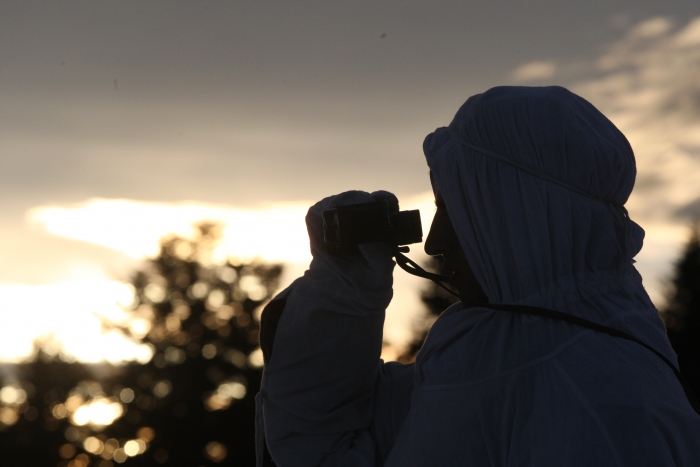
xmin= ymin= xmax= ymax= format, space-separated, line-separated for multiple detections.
xmin=322 ymin=200 xmax=423 ymax=252
xmin=322 ymin=199 xmax=452 ymax=285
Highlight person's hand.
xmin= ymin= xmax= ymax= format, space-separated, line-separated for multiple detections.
xmin=304 ymin=190 xmax=397 ymax=304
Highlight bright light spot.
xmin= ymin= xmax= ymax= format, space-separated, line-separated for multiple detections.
xmin=204 ymin=441 xmax=227 ymax=463
xmin=248 ymin=348 xmax=264 ymax=368
xmin=52 ymin=403 xmax=69 ymax=419
xmin=165 ymin=315 xmax=181 ymax=333
xmin=0 ymin=407 xmax=19 ymax=426
xmin=65 ymin=394 xmax=84 ymax=411
xmin=223 ymin=348 xmax=246 ymax=368
xmin=190 ymin=282 xmax=209 ymax=299
xmin=129 ymin=318 xmax=151 ymax=339
xmin=65 ymin=426 xmax=80 ymax=442
xmin=71 ymin=398 xmax=124 ymax=427
xmin=164 ymin=346 xmax=185 ymax=364
xmin=218 ymin=267 xmax=237 ymax=283
xmin=103 ymin=438 xmax=119 ymax=457
xmin=216 ymin=305 xmax=235 ymax=321
xmin=115 ymin=284 xmax=136 ymax=308
xmin=207 ymin=289 xmax=226 ymax=309
xmin=239 ymin=275 xmax=259 ymax=291
xmin=73 ymin=453 xmax=90 ymax=467
xmin=119 ymin=388 xmax=135 ymax=403
xmin=113 ymin=447 xmax=128 ymax=463
xmin=28 ymin=198 xmax=313 ymax=263
xmin=174 ymin=241 xmax=193 ymax=259
xmin=173 ymin=303 xmax=190 ymax=320
xmin=84 ymin=436 xmax=105 ymax=455
xmin=248 ymin=286 xmax=267 ymax=301
xmin=0 ymin=385 xmax=26 ymax=405
xmin=137 ymin=426 xmax=155 ymax=442
xmin=218 ymin=381 xmax=246 ymax=400
xmin=202 ymin=343 xmax=217 ymax=359
xmin=144 ymin=283 xmax=166 ymax=303
xmin=59 ymin=443 xmax=76 ymax=459
xmin=152 ymin=380 xmax=172 ymax=398
xmin=123 ymin=440 xmax=140 ymax=457
xmin=134 ymin=439 xmax=147 ymax=454
xmin=205 ymin=393 xmax=231 ymax=411
xmin=240 ymin=275 xmax=267 ymax=301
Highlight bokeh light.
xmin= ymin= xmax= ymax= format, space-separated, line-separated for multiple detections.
xmin=70 ymin=398 xmax=124 ymax=427
xmin=0 ymin=407 xmax=19 ymax=426
xmin=204 ymin=441 xmax=227 ymax=463
xmin=0 ymin=385 xmax=27 ymax=405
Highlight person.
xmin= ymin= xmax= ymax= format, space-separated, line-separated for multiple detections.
xmin=255 ymin=86 xmax=700 ymax=466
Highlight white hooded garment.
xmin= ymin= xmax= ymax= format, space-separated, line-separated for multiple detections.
xmin=257 ymin=86 xmax=700 ymax=466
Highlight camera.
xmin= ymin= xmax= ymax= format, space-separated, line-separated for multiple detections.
xmin=322 ymin=199 xmax=423 ymax=251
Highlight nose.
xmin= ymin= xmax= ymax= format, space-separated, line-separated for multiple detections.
xmin=424 ymin=207 xmax=450 ymax=257
xmin=424 ymin=222 xmax=440 ymax=256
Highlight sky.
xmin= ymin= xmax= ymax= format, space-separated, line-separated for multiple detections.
xmin=1 ymin=1 xmax=700 ymax=363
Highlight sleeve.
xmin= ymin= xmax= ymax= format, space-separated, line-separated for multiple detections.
xmin=255 ymin=191 xmax=415 ymax=467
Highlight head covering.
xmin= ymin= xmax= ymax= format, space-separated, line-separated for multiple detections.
xmin=424 ymin=86 xmax=674 ymax=361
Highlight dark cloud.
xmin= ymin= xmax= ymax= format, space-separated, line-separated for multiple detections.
xmin=659 ymin=88 xmax=700 ymax=120
xmin=3 ymin=1 xmax=699 ymax=214
xmin=673 ymin=197 xmax=700 ymax=221
xmin=634 ymin=173 xmax=668 ymax=193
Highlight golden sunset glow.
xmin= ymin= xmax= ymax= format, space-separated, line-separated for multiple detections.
xmin=28 ymin=199 xmax=314 ymax=263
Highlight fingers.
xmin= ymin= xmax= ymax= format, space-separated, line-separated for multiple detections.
xmin=305 ymin=190 xmax=398 ymax=263
xmin=370 ymin=190 xmax=399 ymax=215
xmin=305 ymin=191 xmax=375 ymax=254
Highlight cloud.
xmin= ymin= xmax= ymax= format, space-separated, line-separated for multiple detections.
xmin=570 ymin=15 xmax=700 ymax=302
xmin=508 ymin=16 xmax=700 ymax=303
xmin=566 ymin=16 xmax=700 ymax=223
xmin=0 ymin=91 xmax=436 ymax=209
xmin=512 ymin=61 xmax=557 ymax=81
xmin=28 ymin=199 xmax=314 ymax=263
xmin=675 ymin=17 xmax=700 ymax=47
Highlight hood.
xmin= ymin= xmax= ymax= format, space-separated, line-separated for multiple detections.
xmin=424 ymin=86 xmax=675 ymax=362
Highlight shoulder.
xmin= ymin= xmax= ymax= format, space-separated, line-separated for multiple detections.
xmin=415 ymin=305 xmax=590 ymax=387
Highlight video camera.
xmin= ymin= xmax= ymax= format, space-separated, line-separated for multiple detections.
xmin=322 ymin=200 xmax=423 ymax=251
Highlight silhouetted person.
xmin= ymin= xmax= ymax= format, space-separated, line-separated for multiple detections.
xmin=257 ymin=86 xmax=700 ymax=466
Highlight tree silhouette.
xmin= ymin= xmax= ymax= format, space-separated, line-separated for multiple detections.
xmin=0 ymin=222 xmax=283 ymax=466
xmin=398 ymin=257 xmax=459 ymax=363
xmin=661 ymin=222 xmax=700 ymax=398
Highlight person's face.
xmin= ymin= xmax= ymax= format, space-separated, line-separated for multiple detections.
xmin=424 ymin=192 xmax=488 ymax=305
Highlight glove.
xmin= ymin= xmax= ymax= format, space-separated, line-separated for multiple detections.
xmin=304 ymin=190 xmax=397 ymax=310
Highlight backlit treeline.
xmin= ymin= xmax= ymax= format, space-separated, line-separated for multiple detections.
xmin=0 ymin=223 xmax=282 ymax=466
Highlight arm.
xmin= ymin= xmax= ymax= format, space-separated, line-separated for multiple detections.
xmin=258 ymin=191 xmax=412 ymax=466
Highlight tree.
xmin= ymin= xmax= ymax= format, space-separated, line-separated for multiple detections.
xmin=661 ymin=222 xmax=700 ymax=397
xmin=398 ymin=257 xmax=459 ymax=363
xmin=0 ymin=222 xmax=283 ymax=466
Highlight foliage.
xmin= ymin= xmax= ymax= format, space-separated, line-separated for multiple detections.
xmin=661 ymin=222 xmax=700 ymax=397
xmin=0 ymin=223 xmax=283 ymax=466
xmin=398 ymin=256 xmax=459 ymax=363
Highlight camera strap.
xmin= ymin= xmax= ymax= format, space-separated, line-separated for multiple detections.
xmin=393 ymin=249 xmax=700 ymax=415
xmin=394 ymin=249 xmax=452 ymax=284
